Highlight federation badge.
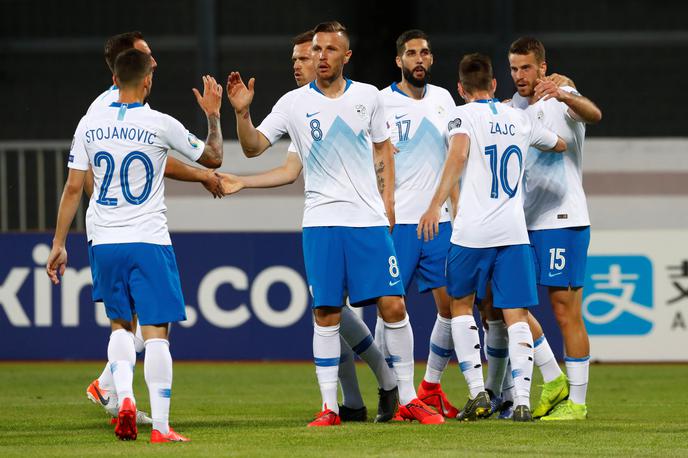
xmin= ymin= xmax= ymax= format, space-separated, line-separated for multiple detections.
xmin=355 ymin=104 xmax=368 ymax=119
xmin=537 ymin=110 xmax=544 ymax=120
xmin=436 ymin=105 xmax=446 ymax=117
xmin=448 ymin=117 xmax=462 ymax=130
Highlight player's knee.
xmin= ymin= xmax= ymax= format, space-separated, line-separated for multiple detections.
xmin=378 ymin=298 xmax=406 ymax=323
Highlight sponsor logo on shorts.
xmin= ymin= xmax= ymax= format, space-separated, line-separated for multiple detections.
xmin=583 ymin=256 xmax=653 ymax=336
xmin=389 ymin=280 xmax=401 ymax=287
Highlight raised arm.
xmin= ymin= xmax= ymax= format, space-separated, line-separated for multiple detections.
xmin=47 ymin=168 xmax=86 ymax=284
xmin=418 ymin=133 xmax=469 ymax=241
xmin=192 ymin=75 xmax=224 ymax=168
xmin=373 ymin=139 xmax=396 ymax=232
xmin=534 ymin=79 xmax=602 ymax=124
xmin=226 ymin=72 xmax=271 ymax=157
xmin=164 ymin=157 xmax=223 ymax=198
xmin=218 ymin=151 xmax=303 ymax=195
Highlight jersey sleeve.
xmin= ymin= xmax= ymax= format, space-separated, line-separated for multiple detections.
xmin=68 ymin=117 xmax=90 ymax=171
xmin=529 ymin=116 xmax=559 ymax=151
xmin=446 ymin=107 xmax=470 ymax=138
xmin=256 ymin=92 xmax=292 ymax=145
xmin=560 ymin=86 xmax=585 ymax=122
xmin=369 ymin=90 xmax=391 ymax=144
xmin=160 ymin=114 xmax=205 ymax=162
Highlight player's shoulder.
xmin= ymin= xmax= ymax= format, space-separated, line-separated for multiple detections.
xmin=348 ymin=80 xmax=380 ymax=97
xmin=426 ymin=84 xmax=453 ymax=101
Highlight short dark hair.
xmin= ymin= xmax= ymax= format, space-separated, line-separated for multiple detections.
xmin=395 ymin=29 xmax=430 ymax=56
xmin=458 ymin=53 xmax=493 ymax=93
xmin=104 ymin=31 xmax=144 ymax=73
xmin=509 ymin=37 xmax=546 ymax=63
xmin=292 ymin=29 xmax=314 ymax=46
xmin=312 ymin=21 xmax=349 ymax=42
xmin=114 ymin=49 xmax=152 ymax=88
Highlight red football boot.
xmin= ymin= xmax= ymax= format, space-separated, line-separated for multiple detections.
xmin=114 ymin=397 xmax=137 ymax=441
xmin=417 ymin=380 xmax=460 ymax=418
xmin=151 ymin=427 xmax=190 ymax=443
xmin=395 ymin=398 xmax=445 ymax=424
xmin=307 ymin=405 xmax=341 ymax=427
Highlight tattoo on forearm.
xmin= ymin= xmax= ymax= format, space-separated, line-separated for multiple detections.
xmin=204 ymin=114 xmax=223 ymax=162
xmin=375 ymin=160 xmax=385 ymax=194
xmin=242 ymin=111 xmax=250 ymax=120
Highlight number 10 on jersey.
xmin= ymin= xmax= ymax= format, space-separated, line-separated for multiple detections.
xmin=484 ymin=144 xmax=523 ymax=199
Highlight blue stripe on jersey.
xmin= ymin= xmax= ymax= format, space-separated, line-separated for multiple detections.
xmin=391 ymin=81 xmax=427 ymax=98
xmin=486 ymin=346 xmax=508 ymax=358
xmin=314 ymin=357 xmax=340 ymax=367
xmin=117 ymin=104 xmax=128 ymax=121
xmin=309 ymin=78 xmax=353 ymax=95
xmin=474 ymin=98 xmax=500 ymax=104
xmin=109 ymin=102 xmax=143 ymax=108
xmin=430 ymin=343 xmax=453 ymax=358
xmin=351 ymin=334 xmax=374 ymax=355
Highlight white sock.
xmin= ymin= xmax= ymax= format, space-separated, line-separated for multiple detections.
xmin=424 ymin=315 xmax=453 ymax=384
xmin=144 ymin=338 xmax=173 ymax=435
xmin=451 ymin=315 xmax=484 ymax=399
xmin=107 ymin=329 xmax=136 ymax=404
xmin=313 ymin=323 xmax=340 ymax=413
xmin=341 ymin=306 xmax=396 ymax=391
xmin=484 ymin=320 xmax=509 ymax=396
xmin=534 ymin=335 xmax=563 ymax=383
xmin=383 ymin=314 xmax=416 ymax=405
xmin=508 ymin=322 xmax=534 ymax=408
xmin=374 ymin=316 xmax=393 ymax=369
xmin=338 ymin=341 xmax=364 ymax=409
xmin=565 ymin=356 xmax=590 ymax=405
xmin=502 ymin=360 xmax=514 ymax=403
xmin=97 ymin=363 xmax=114 ymax=391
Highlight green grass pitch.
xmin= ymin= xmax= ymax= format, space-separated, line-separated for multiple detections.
xmin=0 ymin=362 xmax=686 ymax=456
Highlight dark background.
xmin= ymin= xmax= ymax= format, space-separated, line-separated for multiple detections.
xmin=1 ymin=0 xmax=686 ymax=139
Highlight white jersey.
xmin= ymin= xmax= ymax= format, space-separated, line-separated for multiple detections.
xmin=381 ymin=83 xmax=455 ymax=224
xmin=257 ymin=79 xmax=390 ymax=227
xmin=84 ymin=86 xmax=121 ymax=241
xmin=447 ymin=99 xmax=558 ymax=248
xmin=512 ymin=86 xmax=590 ymax=230
xmin=68 ymin=101 xmax=204 ymax=245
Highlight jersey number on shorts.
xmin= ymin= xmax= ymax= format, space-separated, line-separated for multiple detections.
xmin=94 ymin=150 xmax=154 ymax=206
xmin=388 ymin=256 xmax=400 ymax=278
xmin=549 ymin=248 xmax=566 ymax=270
xmin=484 ymin=144 xmax=523 ymax=199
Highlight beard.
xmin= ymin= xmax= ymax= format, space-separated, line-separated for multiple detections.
xmin=402 ymin=65 xmax=430 ymax=88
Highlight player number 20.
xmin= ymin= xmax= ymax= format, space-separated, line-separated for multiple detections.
xmin=94 ymin=150 xmax=154 ymax=206
xmin=484 ymin=144 xmax=523 ymax=199
xmin=388 ymin=256 xmax=400 ymax=278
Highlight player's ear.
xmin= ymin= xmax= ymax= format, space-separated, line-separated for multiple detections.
xmin=395 ymin=55 xmax=402 ymax=70
xmin=491 ymin=78 xmax=497 ymax=94
xmin=343 ymin=49 xmax=352 ymax=64
xmin=112 ymin=74 xmax=118 ymax=87
xmin=457 ymin=82 xmax=467 ymax=101
xmin=540 ymin=60 xmax=548 ymax=77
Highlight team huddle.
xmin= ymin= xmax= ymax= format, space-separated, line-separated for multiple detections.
xmin=46 ymin=20 xmax=601 ymax=440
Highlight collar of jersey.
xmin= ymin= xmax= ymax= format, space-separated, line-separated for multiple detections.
xmin=309 ymin=78 xmax=352 ymax=96
xmin=109 ymin=102 xmax=144 ymax=108
xmin=391 ymin=81 xmax=427 ymax=98
xmin=473 ymin=98 xmax=500 ymax=104
xmin=110 ymin=85 xmax=118 ymax=90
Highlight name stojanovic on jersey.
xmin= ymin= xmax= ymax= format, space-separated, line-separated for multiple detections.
xmin=381 ymin=82 xmax=455 ymax=224
xmin=69 ymin=101 xmax=204 ymax=245
xmin=257 ymin=80 xmax=390 ymax=227
xmin=447 ymin=99 xmax=559 ymax=248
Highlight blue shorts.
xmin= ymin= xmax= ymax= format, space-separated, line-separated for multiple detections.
xmin=446 ymin=243 xmax=538 ymax=309
xmin=529 ymin=226 xmax=590 ymax=288
xmin=91 ymin=243 xmax=187 ymax=325
xmin=302 ymin=226 xmax=405 ymax=308
xmin=87 ymin=241 xmax=103 ymax=303
xmin=392 ymin=222 xmax=450 ymax=293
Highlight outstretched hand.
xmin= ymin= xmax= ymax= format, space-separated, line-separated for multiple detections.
xmin=226 ymin=72 xmax=255 ymax=115
xmin=192 ymin=75 xmax=223 ymax=117
xmin=202 ymin=170 xmax=224 ymax=198
xmin=217 ymin=172 xmax=246 ymax=196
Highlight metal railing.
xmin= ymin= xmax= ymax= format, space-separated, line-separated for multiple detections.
xmin=0 ymin=141 xmax=86 ymax=232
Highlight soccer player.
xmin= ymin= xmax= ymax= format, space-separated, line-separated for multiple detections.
xmin=47 ymin=49 xmax=224 ymax=442
xmin=221 ymin=29 xmax=397 ymax=423
xmin=508 ymin=37 xmax=602 ymax=420
xmin=84 ymin=31 xmax=223 ymax=424
xmin=226 ymin=21 xmax=443 ymax=426
xmin=376 ymin=29 xmax=460 ymax=419
xmin=418 ymin=53 xmax=566 ymax=422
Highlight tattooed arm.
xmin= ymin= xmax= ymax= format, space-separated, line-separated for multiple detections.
xmin=192 ymin=75 xmax=224 ymax=168
xmin=372 ymin=139 xmax=396 ymax=232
